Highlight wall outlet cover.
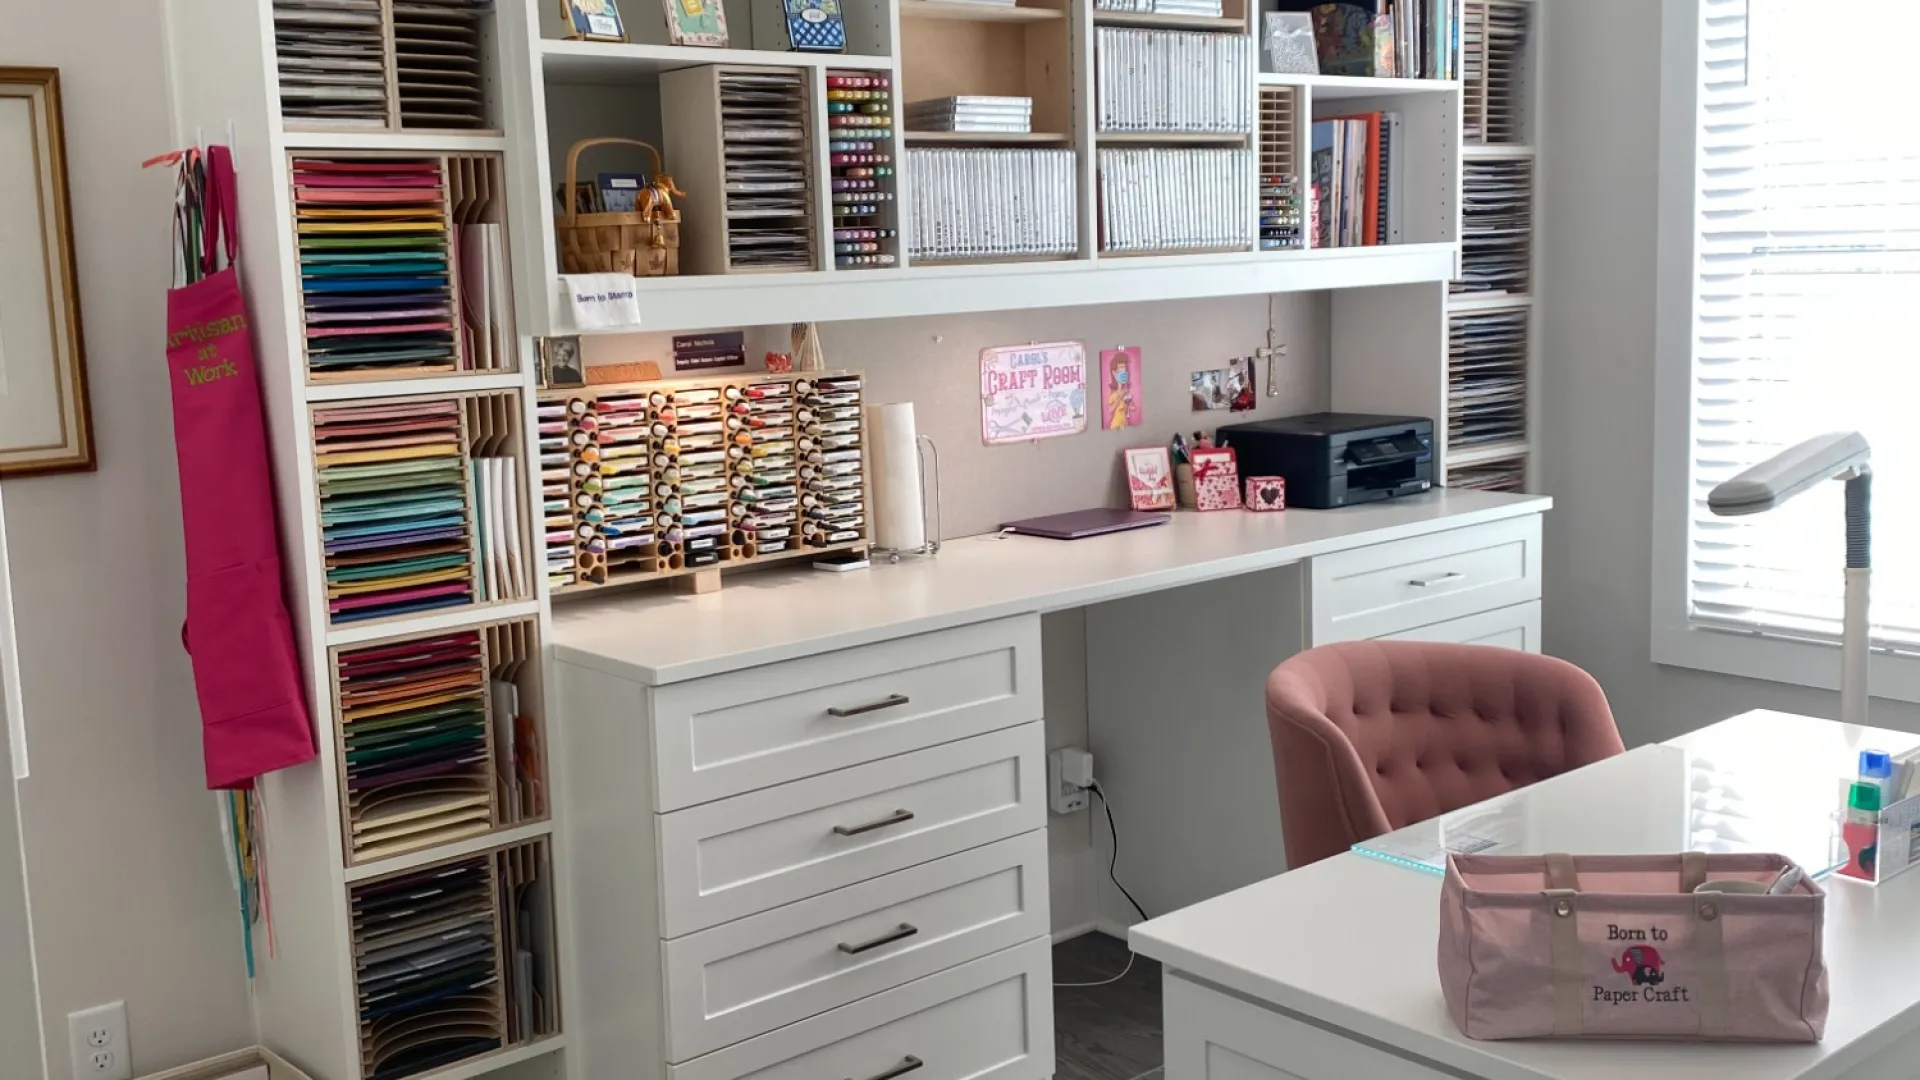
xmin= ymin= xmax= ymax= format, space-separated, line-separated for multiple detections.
xmin=1047 ymin=748 xmax=1092 ymax=815
xmin=67 ymin=1002 xmax=130 ymax=1080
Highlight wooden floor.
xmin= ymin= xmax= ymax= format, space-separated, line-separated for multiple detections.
xmin=1054 ymin=933 xmax=1164 ymax=1080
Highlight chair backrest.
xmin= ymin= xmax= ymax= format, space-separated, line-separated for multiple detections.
xmin=1265 ymin=641 xmax=1624 ymax=870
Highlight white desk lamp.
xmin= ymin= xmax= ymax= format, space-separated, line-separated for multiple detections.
xmin=1708 ymin=432 xmax=1873 ymax=727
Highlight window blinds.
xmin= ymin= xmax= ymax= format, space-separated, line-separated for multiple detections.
xmin=1685 ymin=0 xmax=1920 ymax=649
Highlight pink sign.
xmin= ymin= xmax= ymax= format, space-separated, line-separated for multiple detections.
xmin=981 ymin=341 xmax=1088 ymax=444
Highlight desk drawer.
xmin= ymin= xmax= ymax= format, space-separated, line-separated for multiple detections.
xmin=651 ymin=616 xmax=1042 ymax=811
xmin=1165 ymin=973 xmax=1450 ymax=1080
xmin=1308 ymin=516 xmax=1542 ymax=644
xmin=663 ymin=831 xmax=1048 ymax=1061
xmin=1380 ymin=601 xmax=1540 ymax=652
xmin=658 ymin=723 xmax=1045 ymax=936
xmin=670 ymin=939 xmax=1054 ymax=1080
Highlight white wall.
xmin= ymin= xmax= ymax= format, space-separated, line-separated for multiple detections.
xmin=1538 ymin=0 xmax=1920 ymax=743
xmin=0 ymin=0 xmax=258 ymax=1074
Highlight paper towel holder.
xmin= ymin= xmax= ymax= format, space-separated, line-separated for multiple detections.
xmin=877 ymin=435 xmax=943 ymax=563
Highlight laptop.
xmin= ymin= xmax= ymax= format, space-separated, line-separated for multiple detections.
xmin=1001 ymin=508 xmax=1173 ymax=540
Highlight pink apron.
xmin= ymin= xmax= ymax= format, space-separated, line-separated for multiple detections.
xmin=166 ymin=146 xmax=316 ymax=789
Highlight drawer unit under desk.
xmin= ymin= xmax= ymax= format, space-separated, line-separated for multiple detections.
xmin=650 ymin=615 xmax=1042 ymax=811
xmin=1307 ymin=515 xmax=1542 ymax=644
xmin=662 ymin=830 xmax=1049 ymax=1061
xmin=657 ymin=722 xmax=1046 ymax=936
xmin=670 ymin=938 xmax=1055 ymax=1080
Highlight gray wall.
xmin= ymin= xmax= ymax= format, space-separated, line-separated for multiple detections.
xmin=1539 ymin=0 xmax=1920 ymax=744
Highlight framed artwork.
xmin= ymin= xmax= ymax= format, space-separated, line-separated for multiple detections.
xmin=561 ymin=0 xmax=628 ymax=41
xmin=0 ymin=68 xmax=93 ymax=477
xmin=539 ymin=336 xmax=585 ymax=388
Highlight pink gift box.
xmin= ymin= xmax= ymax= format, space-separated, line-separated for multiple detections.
xmin=1191 ymin=448 xmax=1242 ymax=511
xmin=1245 ymin=476 xmax=1286 ymax=512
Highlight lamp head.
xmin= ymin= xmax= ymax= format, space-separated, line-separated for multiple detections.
xmin=1709 ymin=432 xmax=1872 ymax=517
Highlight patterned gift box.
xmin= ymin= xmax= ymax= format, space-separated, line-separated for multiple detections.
xmin=1245 ymin=476 xmax=1286 ymax=512
xmin=1192 ymin=448 xmax=1242 ymax=511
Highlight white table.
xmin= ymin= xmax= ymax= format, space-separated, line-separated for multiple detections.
xmin=1129 ymin=711 xmax=1920 ymax=1080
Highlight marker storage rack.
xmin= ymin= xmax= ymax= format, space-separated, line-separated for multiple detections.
xmin=311 ymin=390 xmax=533 ymax=628
xmin=292 ymin=152 xmax=517 ymax=383
xmin=1258 ymin=85 xmax=1303 ymax=251
xmin=1462 ymin=0 xmax=1533 ymax=145
xmin=347 ymin=838 xmax=559 ymax=1080
xmin=540 ymin=371 xmax=871 ymax=594
xmin=827 ymin=71 xmax=900 ymax=269
xmin=272 ymin=0 xmax=498 ymax=132
xmin=329 ymin=616 xmax=548 ymax=866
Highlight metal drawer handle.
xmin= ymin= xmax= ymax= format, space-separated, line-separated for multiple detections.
xmin=828 ymin=693 xmax=911 ymax=718
xmin=833 ymin=808 xmax=915 ymax=837
xmin=849 ymin=1056 xmax=923 ymax=1080
xmin=1408 ymin=571 xmax=1467 ymax=589
xmin=838 ymin=922 xmax=919 ymax=955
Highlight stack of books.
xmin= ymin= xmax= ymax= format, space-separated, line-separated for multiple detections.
xmin=906 ymin=148 xmax=1077 ymax=261
xmin=1096 ymin=28 xmax=1252 ymax=134
xmin=1098 ymin=147 xmax=1256 ymax=253
xmin=1308 ymin=111 xmax=1403 ymax=249
xmin=905 ymin=96 xmax=1033 ymax=134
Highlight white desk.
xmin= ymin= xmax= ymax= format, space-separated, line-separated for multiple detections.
xmin=547 ymin=489 xmax=1550 ymax=1080
xmin=1130 ymin=710 xmax=1920 ymax=1080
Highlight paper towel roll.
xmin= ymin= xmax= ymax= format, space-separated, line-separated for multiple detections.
xmin=867 ymin=403 xmax=926 ymax=552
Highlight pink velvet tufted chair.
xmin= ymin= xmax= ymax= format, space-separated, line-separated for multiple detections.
xmin=1266 ymin=641 xmax=1625 ymax=870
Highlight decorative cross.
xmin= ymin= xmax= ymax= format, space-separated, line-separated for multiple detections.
xmin=1258 ymin=327 xmax=1287 ymax=397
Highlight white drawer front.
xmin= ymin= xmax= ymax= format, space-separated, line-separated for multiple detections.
xmin=670 ymin=939 xmax=1054 ymax=1080
xmin=664 ymin=832 xmax=1049 ymax=1061
xmin=658 ymin=723 xmax=1045 ymax=936
xmin=1165 ymin=973 xmax=1450 ymax=1080
xmin=652 ymin=617 xmax=1043 ymax=811
xmin=1309 ymin=516 xmax=1542 ymax=644
xmin=1380 ymin=601 xmax=1540 ymax=652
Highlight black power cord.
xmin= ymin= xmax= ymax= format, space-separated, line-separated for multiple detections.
xmin=1055 ymin=779 xmax=1151 ymax=989
xmin=1092 ymin=780 xmax=1148 ymax=923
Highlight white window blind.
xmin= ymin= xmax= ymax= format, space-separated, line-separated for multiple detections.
xmin=1687 ymin=0 xmax=1920 ymax=649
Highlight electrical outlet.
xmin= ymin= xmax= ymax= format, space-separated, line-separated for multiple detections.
xmin=68 ymin=1002 xmax=130 ymax=1080
xmin=1047 ymin=747 xmax=1093 ymax=815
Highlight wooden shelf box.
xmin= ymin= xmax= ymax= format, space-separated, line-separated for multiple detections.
xmin=1461 ymin=0 xmax=1533 ymax=145
xmin=309 ymin=389 xmax=535 ymax=630
xmin=346 ymin=838 xmax=561 ymax=1080
xmin=291 ymin=152 xmax=517 ymax=384
xmin=272 ymin=0 xmax=502 ymax=133
xmin=328 ymin=616 xmax=549 ymax=867
xmin=660 ymin=65 xmax=822 ymax=274
xmin=899 ymin=0 xmax=1073 ymax=137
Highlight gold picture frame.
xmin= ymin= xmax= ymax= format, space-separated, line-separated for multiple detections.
xmin=0 ymin=67 xmax=93 ymax=477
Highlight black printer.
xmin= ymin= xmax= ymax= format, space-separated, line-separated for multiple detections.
xmin=1215 ymin=413 xmax=1434 ymax=509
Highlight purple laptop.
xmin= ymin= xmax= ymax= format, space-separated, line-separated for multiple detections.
xmin=1001 ymin=508 xmax=1172 ymax=540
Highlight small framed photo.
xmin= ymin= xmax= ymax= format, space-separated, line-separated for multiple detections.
xmin=1124 ymin=447 xmax=1176 ymax=512
xmin=539 ymin=336 xmax=586 ymax=388
xmin=561 ymin=0 xmax=628 ymax=41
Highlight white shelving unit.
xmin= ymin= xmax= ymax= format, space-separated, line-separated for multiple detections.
xmin=154 ymin=0 xmax=1524 ymax=1077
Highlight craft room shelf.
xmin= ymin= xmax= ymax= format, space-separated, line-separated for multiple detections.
xmin=900 ymin=0 xmax=1068 ymax=21
xmin=1090 ymin=9 xmax=1244 ymax=30
xmin=160 ymin=0 xmax=1540 ymax=1074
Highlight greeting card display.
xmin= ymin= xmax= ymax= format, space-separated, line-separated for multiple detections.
xmin=1125 ymin=447 xmax=1175 ymax=511
xmin=981 ymin=341 xmax=1087 ymax=444
xmin=1191 ymin=446 xmax=1241 ymax=511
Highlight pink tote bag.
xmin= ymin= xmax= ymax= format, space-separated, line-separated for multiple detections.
xmin=166 ymin=146 xmax=316 ymax=789
xmin=1438 ymin=853 xmax=1828 ymax=1042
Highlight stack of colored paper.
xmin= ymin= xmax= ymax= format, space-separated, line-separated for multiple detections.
xmin=314 ymin=399 xmax=475 ymax=623
xmin=336 ymin=631 xmax=494 ymax=862
xmin=294 ymin=158 xmax=458 ymax=377
xmin=351 ymin=856 xmax=504 ymax=1079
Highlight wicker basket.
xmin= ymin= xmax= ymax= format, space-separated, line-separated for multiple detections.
xmin=555 ymin=137 xmax=683 ymax=277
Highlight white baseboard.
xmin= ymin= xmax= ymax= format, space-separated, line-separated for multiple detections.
xmin=1051 ymin=921 xmax=1098 ymax=944
xmin=1095 ymin=917 xmax=1134 ymax=941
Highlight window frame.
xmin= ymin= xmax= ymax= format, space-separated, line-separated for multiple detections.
xmin=1649 ymin=0 xmax=1920 ymax=704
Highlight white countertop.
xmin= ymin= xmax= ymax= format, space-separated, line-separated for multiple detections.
xmin=1129 ymin=711 xmax=1920 ymax=1080
xmin=550 ymin=489 xmax=1551 ymax=685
